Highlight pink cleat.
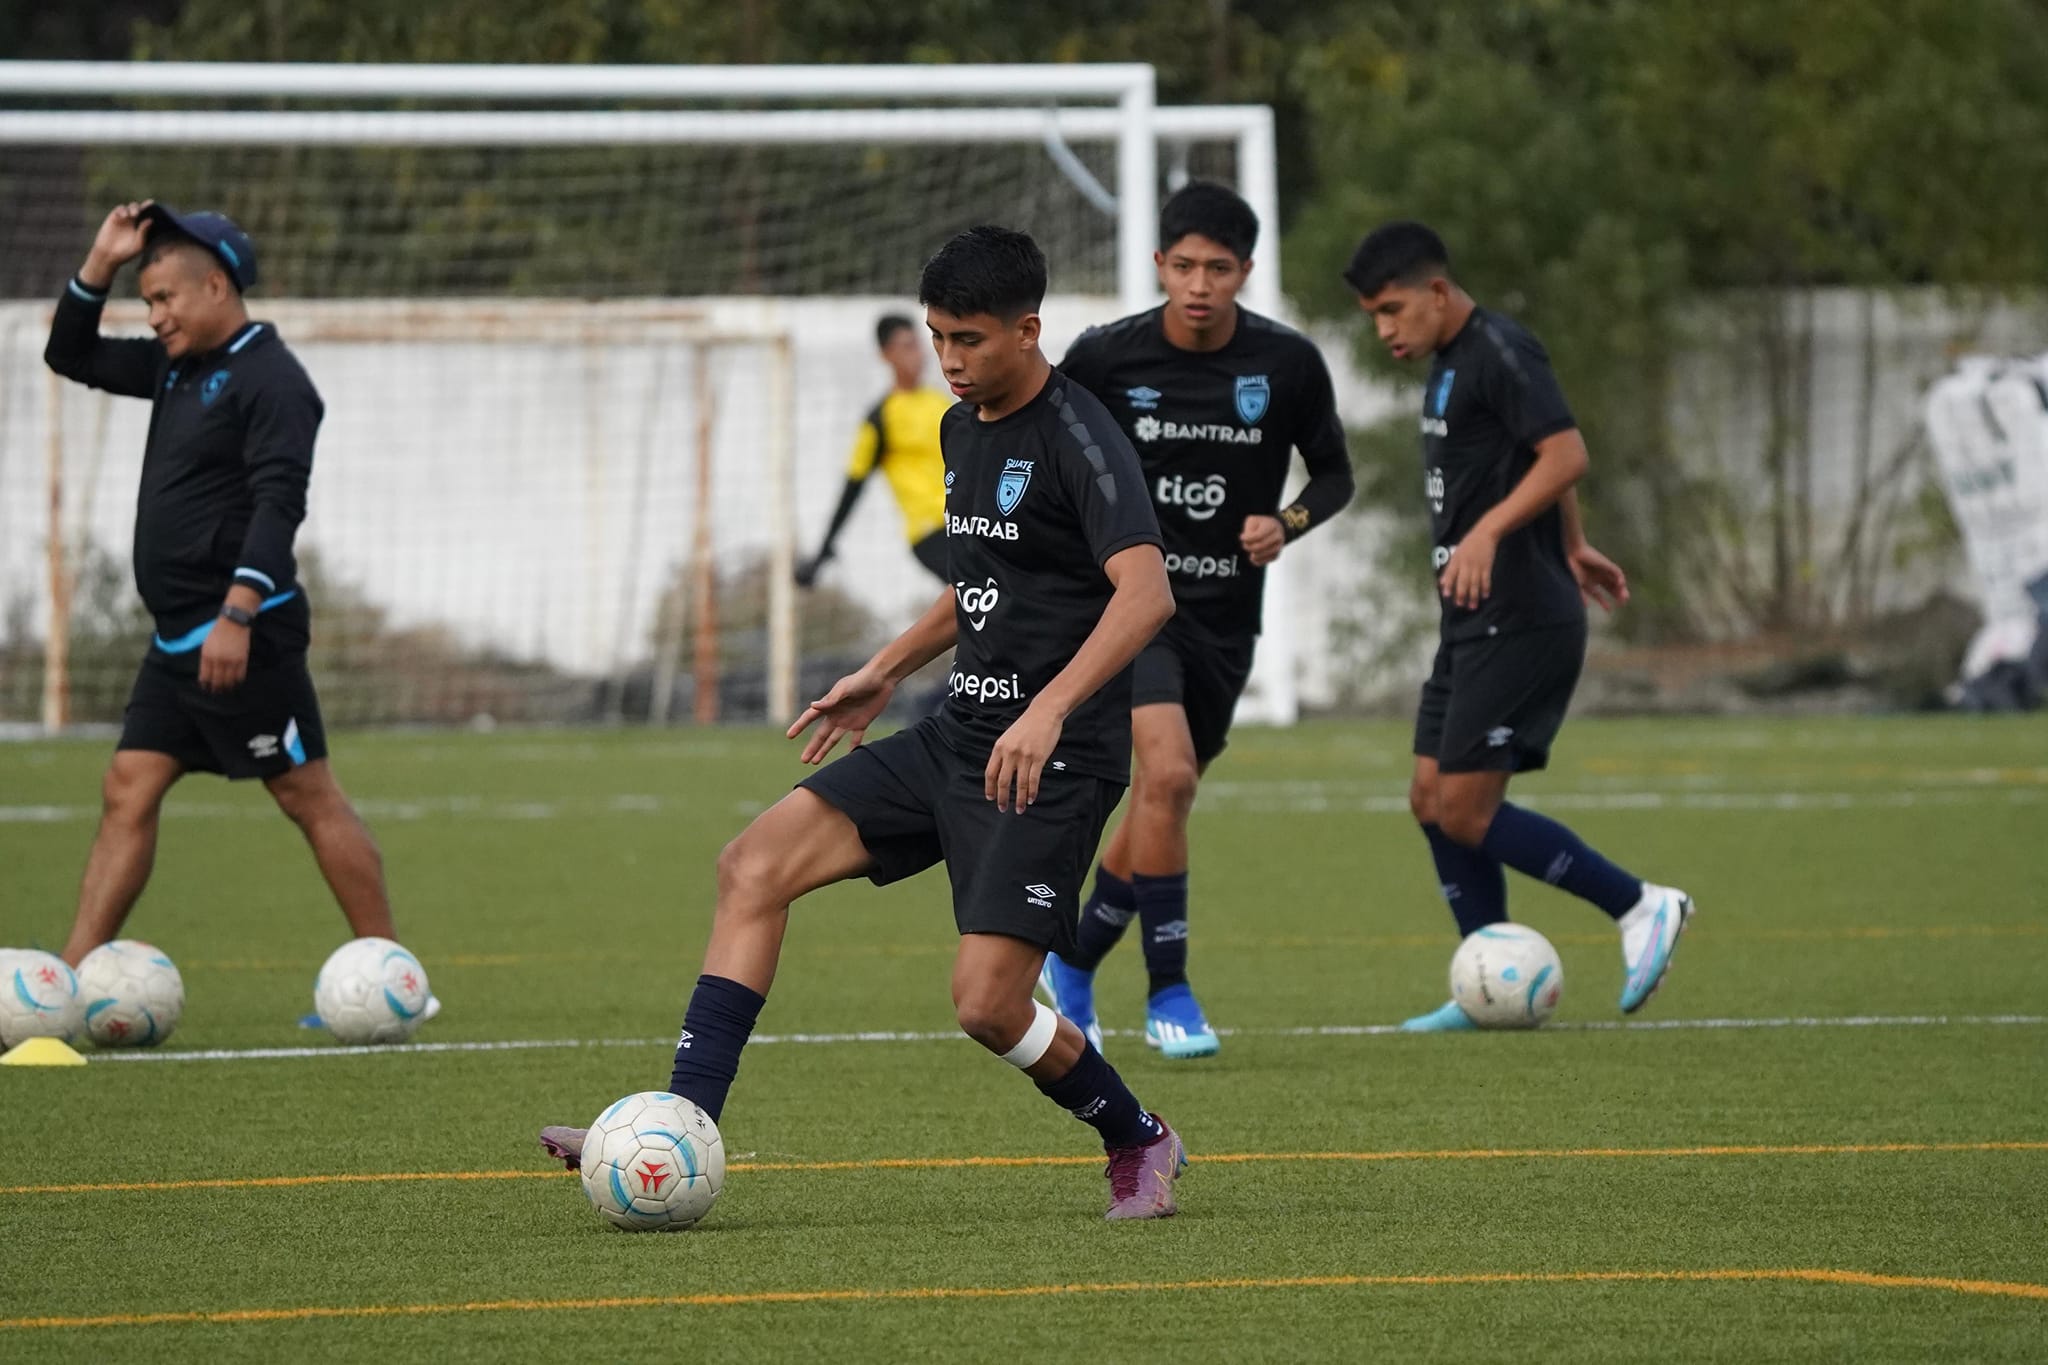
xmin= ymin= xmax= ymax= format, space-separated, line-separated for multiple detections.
xmin=538 ymin=1125 xmax=587 ymax=1171
xmin=1104 ymin=1115 xmax=1186 ymax=1221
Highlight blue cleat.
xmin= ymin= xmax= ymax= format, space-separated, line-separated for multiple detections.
xmin=1401 ymin=1000 xmax=1480 ymax=1032
xmin=1038 ymin=956 xmax=1103 ymax=1053
xmin=1618 ymin=884 xmax=1695 ymax=1013
xmin=1143 ymin=983 xmax=1220 ymax=1059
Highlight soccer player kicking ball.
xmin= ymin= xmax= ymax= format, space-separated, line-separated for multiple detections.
xmin=1344 ymin=222 xmax=1694 ymax=1030
xmin=1040 ymin=182 xmax=1355 ymax=1059
xmin=542 ymin=227 xmax=1188 ymax=1219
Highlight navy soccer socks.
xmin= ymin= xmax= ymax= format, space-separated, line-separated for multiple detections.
xmin=1422 ymin=823 xmax=1509 ymax=936
xmin=666 ymin=973 xmax=766 ymax=1123
xmin=1067 ymin=866 xmax=1136 ymax=970
xmin=1134 ymin=871 xmax=1190 ymax=995
xmin=1479 ymin=803 xmax=1642 ymax=918
xmin=1035 ymin=1041 xmax=1162 ymax=1149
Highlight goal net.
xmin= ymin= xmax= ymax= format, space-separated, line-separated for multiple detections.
xmin=0 ymin=65 xmax=1285 ymax=730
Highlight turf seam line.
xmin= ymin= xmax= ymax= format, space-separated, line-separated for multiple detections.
xmin=8 ymin=1141 xmax=2043 ymax=1196
xmin=80 ymin=1013 xmax=2048 ymax=1063
xmin=4 ymin=1267 xmax=2045 ymax=1331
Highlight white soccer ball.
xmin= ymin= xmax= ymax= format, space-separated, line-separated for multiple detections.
xmin=313 ymin=937 xmax=431 ymax=1045
xmin=0 ymin=948 xmax=85 ymax=1049
xmin=580 ymin=1091 xmax=726 ymax=1231
xmin=1449 ymin=923 xmax=1565 ymax=1029
xmin=76 ymin=940 xmax=185 ymax=1047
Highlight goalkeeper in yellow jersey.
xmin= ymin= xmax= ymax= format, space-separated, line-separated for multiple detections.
xmin=795 ymin=314 xmax=952 ymax=588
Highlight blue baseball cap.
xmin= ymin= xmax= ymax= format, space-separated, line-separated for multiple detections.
xmin=141 ymin=204 xmax=259 ymax=291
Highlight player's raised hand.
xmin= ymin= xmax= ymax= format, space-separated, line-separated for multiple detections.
xmin=84 ymin=201 xmax=157 ymax=285
xmin=1438 ymin=529 xmax=1497 ymax=610
xmin=788 ymin=666 xmax=894 ymax=764
xmin=1240 ymin=514 xmax=1286 ymax=567
xmin=1567 ymin=542 xmax=1630 ymax=613
xmin=986 ymin=701 xmax=1064 ymax=813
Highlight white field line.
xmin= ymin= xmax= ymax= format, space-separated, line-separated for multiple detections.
xmin=4 ymin=778 xmax=2046 ymax=824
xmin=84 ymin=1013 xmax=2048 ymax=1064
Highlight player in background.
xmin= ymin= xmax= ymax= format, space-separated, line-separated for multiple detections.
xmin=42 ymin=202 xmax=422 ymax=1015
xmin=1039 ymin=182 xmax=1355 ymax=1059
xmin=1344 ymin=221 xmax=1693 ymax=1031
xmin=795 ymin=314 xmax=952 ymax=589
xmin=542 ymin=227 xmax=1188 ymax=1219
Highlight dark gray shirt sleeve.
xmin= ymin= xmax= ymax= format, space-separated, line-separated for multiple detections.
xmin=1483 ymin=325 xmax=1576 ymax=448
xmin=232 ymin=376 xmax=323 ymax=594
xmin=1278 ymin=342 xmax=1355 ymax=540
xmin=1050 ymin=385 xmax=1161 ymax=567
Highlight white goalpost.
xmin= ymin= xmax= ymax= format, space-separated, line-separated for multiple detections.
xmin=0 ymin=62 xmax=1293 ymax=731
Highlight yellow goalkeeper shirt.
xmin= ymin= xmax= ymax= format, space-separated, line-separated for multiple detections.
xmin=847 ymin=388 xmax=950 ymax=544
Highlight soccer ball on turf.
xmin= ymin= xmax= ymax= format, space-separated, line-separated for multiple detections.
xmin=76 ymin=940 xmax=185 ymax=1047
xmin=1449 ymin=924 xmax=1565 ymax=1029
xmin=580 ymin=1091 xmax=726 ymax=1231
xmin=313 ymin=937 xmax=431 ymax=1045
xmin=0 ymin=948 xmax=84 ymax=1049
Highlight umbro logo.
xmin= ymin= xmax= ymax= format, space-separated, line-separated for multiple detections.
xmin=1126 ymin=385 xmax=1162 ymax=410
xmin=1024 ymin=883 xmax=1056 ymax=908
xmin=1486 ymin=726 xmax=1515 ymax=748
xmin=247 ymin=733 xmax=280 ymax=758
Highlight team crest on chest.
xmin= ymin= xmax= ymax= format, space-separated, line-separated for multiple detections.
xmin=202 ymin=370 xmax=231 ymax=407
xmin=1234 ymin=374 xmax=1269 ymax=424
xmin=996 ymin=459 xmax=1033 ymax=516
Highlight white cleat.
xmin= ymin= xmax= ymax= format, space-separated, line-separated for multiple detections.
xmin=1618 ymin=884 xmax=1695 ymax=1013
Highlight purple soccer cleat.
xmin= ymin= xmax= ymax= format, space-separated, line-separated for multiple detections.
xmin=1103 ymin=1115 xmax=1186 ymax=1221
xmin=538 ymin=1125 xmax=587 ymax=1171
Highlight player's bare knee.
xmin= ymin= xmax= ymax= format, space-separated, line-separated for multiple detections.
xmin=1436 ymin=791 xmax=1496 ymax=848
xmin=714 ymin=831 xmax=788 ymax=912
xmin=100 ymin=763 xmax=165 ymax=826
xmin=952 ymin=990 xmax=1025 ymax=1053
xmin=267 ymin=776 xmax=326 ymax=828
xmin=1140 ymin=760 xmax=1200 ymax=821
xmin=1408 ymin=777 xmax=1439 ymax=828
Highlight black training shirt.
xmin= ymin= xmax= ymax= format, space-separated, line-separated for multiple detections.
xmin=44 ymin=277 xmax=320 ymax=662
xmin=936 ymin=369 xmax=1162 ymax=783
xmin=1059 ymin=306 xmax=1353 ymax=639
xmin=1422 ymin=307 xmax=1584 ymax=642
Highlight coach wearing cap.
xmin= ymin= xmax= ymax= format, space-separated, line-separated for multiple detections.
xmin=43 ymin=201 xmax=409 ymax=982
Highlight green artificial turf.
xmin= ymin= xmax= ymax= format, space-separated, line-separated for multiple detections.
xmin=2 ymin=716 xmax=2044 ymax=1362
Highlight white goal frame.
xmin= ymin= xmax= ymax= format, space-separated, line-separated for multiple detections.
xmin=0 ymin=61 xmax=1295 ymax=728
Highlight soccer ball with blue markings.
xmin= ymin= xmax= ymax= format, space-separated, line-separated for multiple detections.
xmin=1449 ymin=924 xmax=1565 ymax=1029
xmin=77 ymin=940 xmax=185 ymax=1047
xmin=313 ymin=937 xmax=432 ymax=1045
xmin=580 ymin=1091 xmax=726 ymax=1231
xmin=0 ymin=948 xmax=84 ymax=1049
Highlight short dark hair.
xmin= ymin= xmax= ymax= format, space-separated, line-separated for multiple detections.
xmin=1159 ymin=180 xmax=1259 ymax=261
xmin=917 ymin=226 xmax=1047 ymax=322
xmin=875 ymin=313 xmax=915 ymax=348
xmin=1343 ymin=221 xmax=1451 ymax=297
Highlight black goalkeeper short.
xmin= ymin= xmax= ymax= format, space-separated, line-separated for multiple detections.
xmin=1414 ymin=621 xmax=1587 ymax=775
xmin=119 ymin=650 xmax=330 ymax=780
xmin=797 ymin=717 xmax=1123 ymax=959
xmin=1130 ymin=614 xmax=1258 ymax=765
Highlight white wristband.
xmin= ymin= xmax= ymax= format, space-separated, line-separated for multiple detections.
xmin=999 ymin=1000 xmax=1059 ymax=1069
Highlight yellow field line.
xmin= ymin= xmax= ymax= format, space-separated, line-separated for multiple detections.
xmin=6 ymin=1140 xmax=2042 ymax=1197
xmin=3 ymin=1267 xmax=2044 ymax=1331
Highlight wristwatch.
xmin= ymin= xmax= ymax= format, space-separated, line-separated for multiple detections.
xmin=219 ymin=604 xmax=257 ymax=628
